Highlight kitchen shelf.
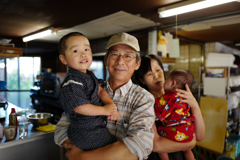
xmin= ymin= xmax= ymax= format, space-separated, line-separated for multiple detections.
xmin=0 ymin=46 xmax=23 ymax=59
xmin=161 ymin=57 xmax=175 ymax=63
xmin=0 ymin=53 xmax=21 ymax=59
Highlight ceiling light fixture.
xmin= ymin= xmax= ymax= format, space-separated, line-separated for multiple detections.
xmin=158 ymin=0 xmax=237 ymax=18
xmin=22 ymin=28 xmax=53 ymax=42
xmin=235 ymin=43 xmax=240 ymax=46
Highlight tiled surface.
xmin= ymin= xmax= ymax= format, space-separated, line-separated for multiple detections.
xmin=166 ymin=44 xmax=202 ymax=84
xmin=189 ymin=44 xmax=202 ymax=84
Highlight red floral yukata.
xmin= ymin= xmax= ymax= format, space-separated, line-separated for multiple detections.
xmin=154 ymin=91 xmax=195 ymax=142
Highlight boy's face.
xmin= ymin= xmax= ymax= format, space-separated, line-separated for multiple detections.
xmin=59 ymin=35 xmax=92 ymax=73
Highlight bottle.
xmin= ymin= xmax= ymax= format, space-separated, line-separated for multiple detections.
xmin=9 ymin=108 xmax=18 ymax=126
xmin=0 ymin=123 xmax=3 ymax=139
xmin=18 ymin=111 xmax=28 ymax=139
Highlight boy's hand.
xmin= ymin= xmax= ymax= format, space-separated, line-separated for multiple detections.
xmin=108 ymin=111 xmax=120 ymax=121
xmin=104 ymin=104 xmax=117 ymax=115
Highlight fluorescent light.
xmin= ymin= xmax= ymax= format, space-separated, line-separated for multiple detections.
xmin=92 ymin=52 xmax=106 ymax=57
xmin=159 ymin=0 xmax=236 ymax=18
xmin=236 ymin=43 xmax=240 ymax=46
xmin=23 ymin=29 xmax=53 ymax=42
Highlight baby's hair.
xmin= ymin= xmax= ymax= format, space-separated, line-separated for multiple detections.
xmin=168 ymin=69 xmax=194 ymax=90
xmin=58 ymin=32 xmax=86 ymax=56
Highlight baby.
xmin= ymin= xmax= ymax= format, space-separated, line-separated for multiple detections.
xmin=58 ymin=32 xmax=120 ymax=150
xmin=155 ymin=69 xmax=196 ymax=160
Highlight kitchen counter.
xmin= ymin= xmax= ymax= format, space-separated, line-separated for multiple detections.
xmin=0 ymin=123 xmax=53 ymax=147
xmin=0 ymin=103 xmax=65 ymax=160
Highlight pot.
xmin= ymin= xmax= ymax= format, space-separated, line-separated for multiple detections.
xmin=27 ymin=113 xmax=53 ymax=126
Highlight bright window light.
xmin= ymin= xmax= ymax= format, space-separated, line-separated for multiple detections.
xmin=159 ymin=0 xmax=236 ymax=18
xmin=23 ymin=29 xmax=52 ymax=42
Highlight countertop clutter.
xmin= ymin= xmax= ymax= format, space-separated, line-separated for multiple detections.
xmin=0 ymin=103 xmax=54 ymax=143
xmin=0 ymin=103 xmax=62 ymax=160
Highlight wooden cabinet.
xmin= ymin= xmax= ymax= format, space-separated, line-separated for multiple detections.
xmin=0 ymin=46 xmax=23 ymax=59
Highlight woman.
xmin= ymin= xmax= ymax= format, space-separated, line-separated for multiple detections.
xmin=134 ymin=54 xmax=205 ymax=160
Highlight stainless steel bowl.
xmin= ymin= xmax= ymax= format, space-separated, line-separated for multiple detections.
xmin=27 ymin=113 xmax=53 ymax=126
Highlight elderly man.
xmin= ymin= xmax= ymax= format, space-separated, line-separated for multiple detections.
xmin=54 ymin=32 xmax=155 ymax=160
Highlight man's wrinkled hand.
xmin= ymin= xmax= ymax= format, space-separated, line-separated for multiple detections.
xmin=62 ymin=139 xmax=72 ymax=151
xmin=65 ymin=143 xmax=85 ymax=160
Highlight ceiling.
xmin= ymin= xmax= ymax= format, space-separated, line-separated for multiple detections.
xmin=0 ymin=0 xmax=240 ymax=50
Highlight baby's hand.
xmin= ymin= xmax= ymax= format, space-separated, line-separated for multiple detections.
xmin=104 ymin=104 xmax=117 ymax=115
xmin=108 ymin=111 xmax=120 ymax=121
xmin=176 ymin=84 xmax=198 ymax=109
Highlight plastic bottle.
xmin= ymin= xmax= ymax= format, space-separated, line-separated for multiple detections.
xmin=9 ymin=108 xmax=18 ymax=126
xmin=0 ymin=123 xmax=3 ymax=139
xmin=18 ymin=111 xmax=28 ymax=139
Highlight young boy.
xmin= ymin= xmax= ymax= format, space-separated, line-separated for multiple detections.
xmin=155 ymin=69 xmax=196 ymax=160
xmin=58 ymin=32 xmax=120 ymax=150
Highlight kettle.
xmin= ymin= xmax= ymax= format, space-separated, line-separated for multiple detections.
xmin=0 ymin=101 xmax=8 ymax=121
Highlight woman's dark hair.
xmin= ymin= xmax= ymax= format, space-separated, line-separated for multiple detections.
xmin=134 ymin=54 xmax=164 ymax=91
xmin=58 ymin=32 xmax=86 ymax=56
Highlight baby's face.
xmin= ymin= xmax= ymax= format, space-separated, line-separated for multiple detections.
xmin=164 ymin=76 xmax=175 ymax=92
xmin=64 ymin=35 xmax=92 ymax=73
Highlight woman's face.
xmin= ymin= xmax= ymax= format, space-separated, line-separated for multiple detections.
xmin=141 ymin=59 xmax=165 ymax=94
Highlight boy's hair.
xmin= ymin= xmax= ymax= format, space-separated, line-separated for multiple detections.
xmin=168 ymin=69 xmax=194 ymax=90
xmin=58 ymin=32 xmax=86 ymax=56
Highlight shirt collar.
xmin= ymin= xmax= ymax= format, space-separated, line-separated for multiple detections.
xmin=67 ymin=67 xmax=91 ymax=78
xmin=106 ymin=79 xmax=132 ymax=96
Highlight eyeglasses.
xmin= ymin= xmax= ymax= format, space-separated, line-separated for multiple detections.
xmin=109 ymin=52 xmax=136 ymax=62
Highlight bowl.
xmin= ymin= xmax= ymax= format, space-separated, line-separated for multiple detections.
xmin=27 ymin=113 xmax=53 ymax=126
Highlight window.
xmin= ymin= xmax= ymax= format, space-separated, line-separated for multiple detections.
xmin=7 ymin=57 xmax=41 ymax=90
xmin=89 ymin=60 xmax=104 ymax=80
xmin=0 ymin=59 xmax=5 ymax=81
xmin=2 ymin=57 xmax=41 ymax=108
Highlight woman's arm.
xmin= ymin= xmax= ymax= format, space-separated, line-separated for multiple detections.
xmin=152 ymin=122 xmax=196 ymax=153
xmin=176 ymin=84 xmax=205 ymax=141
xmin=64 ymin=141 xmax=138 ymax=160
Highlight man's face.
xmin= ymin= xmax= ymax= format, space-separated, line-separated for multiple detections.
xmin=105 ymin=44 xmax=141 ymax=84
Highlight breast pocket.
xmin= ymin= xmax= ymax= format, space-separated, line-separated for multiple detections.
xmin=123 ymin=119 xmax=129 ymax=132
xmin=116 ymin=118 xmax=129 ymax=137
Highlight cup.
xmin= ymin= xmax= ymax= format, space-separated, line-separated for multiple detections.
xmin=4 ymin=125 xmax=16 ymax=140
